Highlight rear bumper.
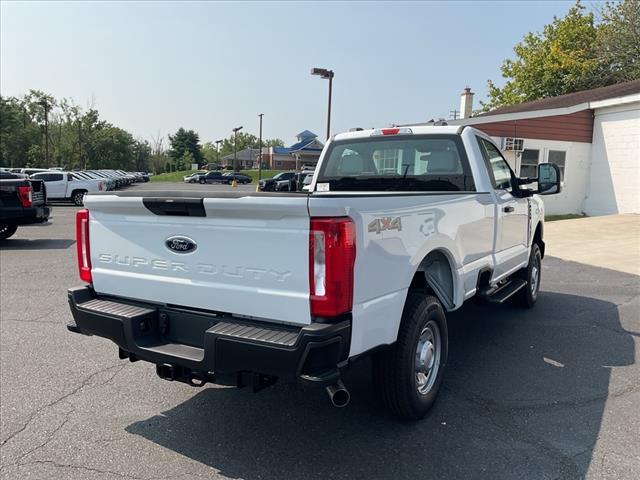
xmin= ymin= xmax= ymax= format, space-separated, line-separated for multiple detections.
xmin=67 ymin=286 xmax=351 ymax=386
xmin=1 ymin=205 xmax=50 ymax=225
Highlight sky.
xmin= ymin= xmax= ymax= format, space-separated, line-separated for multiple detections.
xmin=1 ymin=1 xmax=579 ymax=146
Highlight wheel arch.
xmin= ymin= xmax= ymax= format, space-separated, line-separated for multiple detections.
xmin=409 ymin=248 xmax=458 ymax=311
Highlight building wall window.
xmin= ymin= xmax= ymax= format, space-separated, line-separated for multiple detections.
xmin=548 ymin=150 xmax=566 ymax=180
xmin=520 ymin=149 xmax=539 ymax=178
xmin=373 ymin=149 xmax=400 ymax=173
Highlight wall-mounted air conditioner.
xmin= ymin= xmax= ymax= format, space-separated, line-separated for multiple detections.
xmin=501 ymin=137 xmax=524 ymax=152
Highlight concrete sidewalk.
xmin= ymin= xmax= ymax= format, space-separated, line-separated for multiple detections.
xmin=544 ymin=214 xmax=640 ymax=276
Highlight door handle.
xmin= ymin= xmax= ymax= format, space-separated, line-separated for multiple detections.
xmin=503 ymin=206 xmax=515 ymax=213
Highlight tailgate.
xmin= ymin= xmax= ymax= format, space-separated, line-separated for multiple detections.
xmin=84 ymin=193 xmax=311 ymax=326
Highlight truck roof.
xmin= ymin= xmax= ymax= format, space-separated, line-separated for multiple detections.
xmin=333 ymin=125 xmax=463 ymax=142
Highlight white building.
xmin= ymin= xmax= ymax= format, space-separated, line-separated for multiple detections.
xmin=448 ymin=81 xmax=639 ymax=216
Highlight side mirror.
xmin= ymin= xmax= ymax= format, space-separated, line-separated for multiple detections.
xmin=536 ymin=163 xmax=561 ymax=195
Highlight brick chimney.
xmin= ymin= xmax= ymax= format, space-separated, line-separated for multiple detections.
xmin=460 ymin=87 xmax=474 ymax=119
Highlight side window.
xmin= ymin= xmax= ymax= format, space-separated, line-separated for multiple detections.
xmin=520 ymin=149 xmax=539 ymax=178
xmin=477 ymin=137 xmax=513 ymax=191
xmin=548 ymin=150 xmax=566 ymax=180
xmin=49 ymin=173 xmax=64 ymax=182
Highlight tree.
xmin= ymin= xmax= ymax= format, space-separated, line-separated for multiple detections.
xmin=482 ymin=2 xmax=599 ymax=111
xmin=201 ymin=141 xmax=220 ymax=165
xmin=216 ymin=132 xmax=284 ymax=159
xmin=168 ymin=128 xmax=203 ymax=164
xmin=132 ymin=139 xmax=152 ymax=172
xmin=263 ymin=138 xmax=284 ymax=148
xmin=594 ymin=0 xmax=640 ymax=83
xmin=481 ymin=1 xmax=640 ymax=111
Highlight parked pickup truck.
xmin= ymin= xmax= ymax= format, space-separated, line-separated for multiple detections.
xmin=30 ymin=171 xmax=104 ymax=206
xmin=0 ymin=172 xmax=50 ymax=240
xmin=66 ymin=126 xmax=561 ymax=419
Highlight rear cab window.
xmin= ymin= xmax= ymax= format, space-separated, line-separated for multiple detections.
xmin=316 ymin=134 xmax=476 ymax=192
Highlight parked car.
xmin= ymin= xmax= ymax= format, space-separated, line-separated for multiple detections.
xmin=73 ymin=171 xmax=115 ymax=191
xmin=183 ymin=172 xmax=204 ymax=183
xmin=0 ymin=172 xmax=50 ymax=240
xmin=274 ymin=172 xmax=312 ymax=191
xmin=222 ymin=172 xmax=252 ymax=184
xmin=258 ymin=171 xmax=296 ymax=191
xmin=136 ymin=172 xmax=150 ymax=182
xmin=66 ymin=125 xmax=562 ymax=419
xmin=30 ymin=171 xmax=104 ymax=206
xmin=198 ymin=171 xmax=229 ymax=184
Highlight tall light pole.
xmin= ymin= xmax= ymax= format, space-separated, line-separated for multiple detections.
xmin=40 ymin=99 xmax=50 ymax=166
xmin=215 ymin=139 xmax=222 ymax=167
xmin=232 ymin=126 xmax=243 ymax=172
xmin=258 ymin=113 xmax=264 ymax=180
xmin=311 ymin=67 xmax=334 ymax=140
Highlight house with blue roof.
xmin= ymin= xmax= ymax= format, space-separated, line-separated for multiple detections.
xmin=264 ymin=130 xmax=325 ymax=170
xmin=220 ymin=130 xmax=325 ymax=170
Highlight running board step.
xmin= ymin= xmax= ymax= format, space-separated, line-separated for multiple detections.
xmin=479 ymin=278 xmax=527 ymax=304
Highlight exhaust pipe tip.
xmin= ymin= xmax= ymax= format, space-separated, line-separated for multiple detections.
xmin=326 ymin=380 xmax=350 ymax=408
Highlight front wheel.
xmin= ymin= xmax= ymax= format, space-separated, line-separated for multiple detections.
xmin=373 ymin=293 xmax=448 ymax=420
xmin=0 ymin=223 xmax=18 ymax=240
xmin=72 ymin=190 xmax=86 ymax=206
xmin=513 ymin=243 xmax=542 ymax=308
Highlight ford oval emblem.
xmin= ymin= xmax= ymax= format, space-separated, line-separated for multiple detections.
xmin=165 ymin=236 xmax=197 ymax=254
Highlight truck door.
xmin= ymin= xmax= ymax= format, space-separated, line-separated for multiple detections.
xmin=32 ymin=172 xmax=66 ymax=199
xmin=477 ymin=137 xmax=529 ymax=279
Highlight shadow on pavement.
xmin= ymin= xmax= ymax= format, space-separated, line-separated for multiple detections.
xmin=126 ymin=263 xmax=635 ymax=479
xmin=0 ymin=238 xmax=75 ymax=250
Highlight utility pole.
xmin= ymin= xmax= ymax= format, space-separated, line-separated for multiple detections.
xmin=232 ymin=126 xmax=243 ymax=172
xmin=78 ymin=118 xmax=83 ymax=170
xmin=310 ymin=68 xmax=334 ymax=140
xmin=449 ymin=109 xmax=459 ymax=120
xmin=41 ymin=99 xmax=50 ymax=167
xmin=258 ymin=113 xmax=264 ymax=181
xmin=215 ymin=139 xmax=222 ymax=166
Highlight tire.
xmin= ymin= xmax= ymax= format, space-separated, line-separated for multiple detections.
xmin=373 ymin=293 xmax=448 ymax=420
xmin=72 ymin=190 xmax=86 ymax=206
xmin=513 ymin=243 xmax=542 ymax=309
xmin=0 ymin=223 xmax=18 ymax=240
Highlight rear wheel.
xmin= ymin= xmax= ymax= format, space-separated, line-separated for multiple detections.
xmin=513 ymin=243 xmax=542 ymax=308
xmin=373 ymin=293 xmax=448 ymax=420
xmin=0 ymin=223 xmax=18 ymax=240
xmin=72 ymin=190 xmax=86 ymax=206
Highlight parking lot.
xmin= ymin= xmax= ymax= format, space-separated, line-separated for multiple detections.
xmin=1 ymin=183 xmax=638 ymax=480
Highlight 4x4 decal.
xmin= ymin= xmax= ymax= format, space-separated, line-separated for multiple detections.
xmin=368 ymin=216 xmax=402 ymax=234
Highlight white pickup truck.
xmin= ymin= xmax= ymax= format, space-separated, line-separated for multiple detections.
xmin=31 ymin=171 xmax=104 ymax=206
xmin=67 ymin=126 xmax=561 ymax=419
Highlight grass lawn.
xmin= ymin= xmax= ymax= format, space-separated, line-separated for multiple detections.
xmin=150 ymin=169 xmax=286 ymax=183
xmin=545 ymin=214 xmax=587 ymax=222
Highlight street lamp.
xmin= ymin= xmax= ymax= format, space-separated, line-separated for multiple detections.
xmin=258 ymin=113 xmax=264 ymax=180
xmin=232 ymin=126 xmax=243 ymax=172
xmin=310 ymin=67 xmax=334 ymax=140
xmin=215 ymin=139 xmax=222 ymax=166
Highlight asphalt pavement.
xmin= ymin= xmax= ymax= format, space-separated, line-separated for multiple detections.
xmin=1 ymin=183 xmax=638 ymax=479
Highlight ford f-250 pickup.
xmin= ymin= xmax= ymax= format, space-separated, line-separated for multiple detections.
xmin=67 ymin=126 xmax=561 ymax=419
xmin=0 ymin=172 xmax=50 ymax=240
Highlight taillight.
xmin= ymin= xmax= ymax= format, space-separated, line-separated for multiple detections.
xmin=309 ymin=217 xmax=356 ymax=317
xmin=17 ymin=185 xmax=32 ymax=207
xmin=76 ymin=209 xmax=92 ymax=283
